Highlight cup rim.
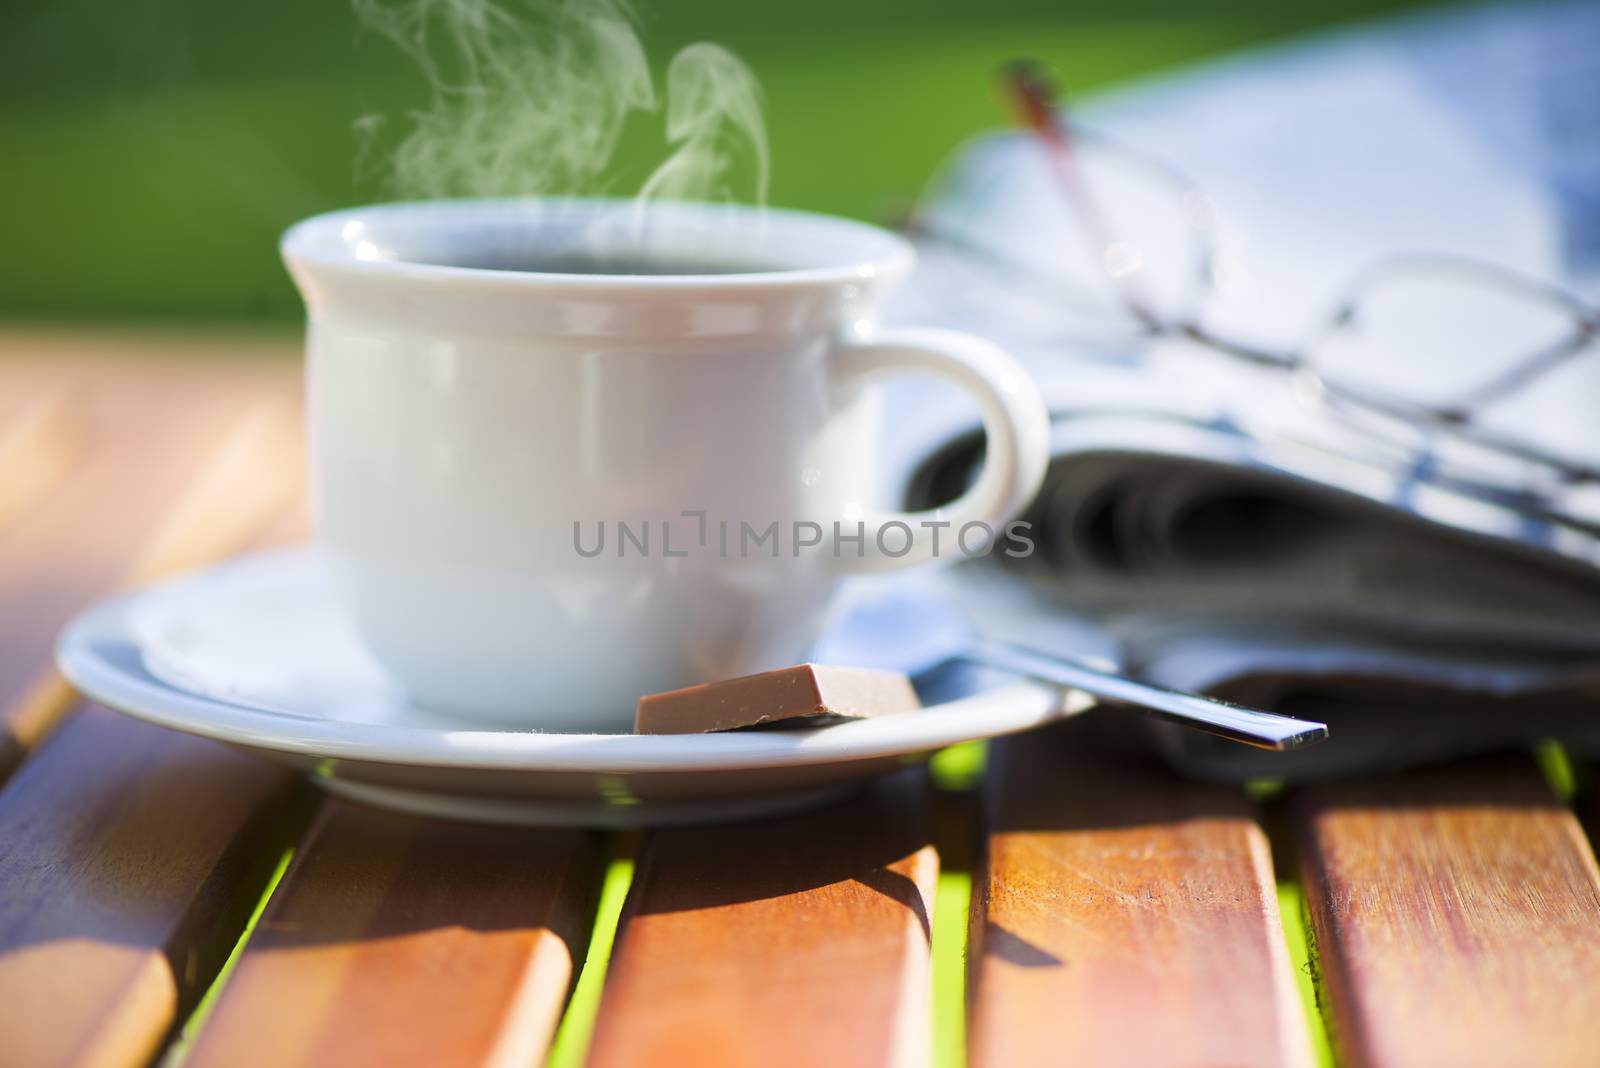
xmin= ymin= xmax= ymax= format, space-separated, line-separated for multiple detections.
xmin=281 ymin=197 xmax=916 ymax=291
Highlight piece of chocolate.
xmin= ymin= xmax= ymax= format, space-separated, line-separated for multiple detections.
xmin=635 ymin=663 xmax=920 ymax=734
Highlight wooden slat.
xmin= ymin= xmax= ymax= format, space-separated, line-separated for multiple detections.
xmin=0 ymin=384 xmax=81 ymax=530
xmin=1297 ymin=754 xmax=1600 ymax=1068
xmin=586 ymin=772 xmax=938 ymax=1068
xmin=0 ymin=340 xmax=312 ymax=1066
xmin=0 ymin=707 xmax=305 ymax=1068
xmin=0 ymin=345 xmax=301 ymax=773
xmin=968 ymin=712 xmax=1311 ymax=1068
xmin=183 ymin=801 xmax=602 ymax=1068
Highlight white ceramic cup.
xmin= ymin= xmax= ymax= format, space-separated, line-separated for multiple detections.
xmin=282 ymin=199 xmax=1050 ymax=731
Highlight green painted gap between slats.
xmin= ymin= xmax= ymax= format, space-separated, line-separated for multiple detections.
xmin=932 ymin=869 xmax=971 ymax=1068
xmin=929 ymin=743 xmax=979 ymax=1068
xmin=160 ymin=846 xmax=297 ymax=1068
xmin=1536 ymin=739 xmax=1578 ymax=802
xmin=1277 ymin=879 xmax=1335 ymax=1068
xmin=1245 ymin=777 xmax=1287 ymax=802
xmin=930 ymin=740 xmax=988 ymax=792
xmin=545 ymin=854 xmax=636 ymax=1068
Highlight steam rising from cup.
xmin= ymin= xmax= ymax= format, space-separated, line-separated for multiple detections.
xmin=353 ymin=0 xmax=768 ymax=259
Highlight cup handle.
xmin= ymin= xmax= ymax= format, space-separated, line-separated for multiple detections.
xmin=827 ymin=326 xmax=1052 ymax=573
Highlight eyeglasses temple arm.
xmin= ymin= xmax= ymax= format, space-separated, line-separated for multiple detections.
xmin=1000 ymin=61 xmax=1165 ymax=331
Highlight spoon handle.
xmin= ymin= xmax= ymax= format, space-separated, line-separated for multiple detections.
xmin=965 ymin=639 xmax=1328 ymax=750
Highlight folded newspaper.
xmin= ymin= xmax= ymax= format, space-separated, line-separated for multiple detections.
xmin=883 ymin=0 xmax=1600 ymax=779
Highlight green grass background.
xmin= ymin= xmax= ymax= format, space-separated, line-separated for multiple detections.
xmin=2 ymin=0 xmax=1434 ymax=324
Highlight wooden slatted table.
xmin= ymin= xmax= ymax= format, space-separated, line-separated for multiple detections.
xmin=3 ymin=334 xmax=1600 ymax=1068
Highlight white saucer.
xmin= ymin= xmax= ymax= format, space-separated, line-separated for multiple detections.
xmin=56 ymin=548 xmax=1075 ymax=826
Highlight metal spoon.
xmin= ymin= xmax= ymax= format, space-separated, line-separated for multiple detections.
xmin=814 ymin=585 xmax=1327 ymax=751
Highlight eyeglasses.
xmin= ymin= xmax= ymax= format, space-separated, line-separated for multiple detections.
xmin=905 ymin=61 xmax=1600 ymax=514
